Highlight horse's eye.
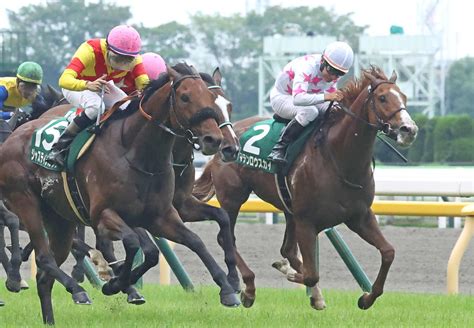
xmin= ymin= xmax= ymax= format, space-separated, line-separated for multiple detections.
xmin=379 ymin=95 xmax=386 ymax=103
xmin=181 ymin=94 xmax=190 ymax=102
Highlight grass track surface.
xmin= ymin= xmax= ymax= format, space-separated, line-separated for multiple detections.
xmin=0 ymin=282 xmax=473 ymax=327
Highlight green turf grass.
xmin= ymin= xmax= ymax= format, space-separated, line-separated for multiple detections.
xmin=0 ymin=282 xmax=473 ymax=327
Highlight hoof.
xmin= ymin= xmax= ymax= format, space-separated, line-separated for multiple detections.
xmin=72 ymin=291 xmax=92 ymax=305
xmin=20 ymin=279 xmax=29 ymax=290
xmin=102 ymin=278 xmax=121 ymax=296
xmin=127 ymin=292 xmax=146 ymax=305
xmin=220 ymin=292 xmax=240 ymax=307
xmin=357 ymin=293 xmax=370 ymax=310
xmin=240 ymin=292 xmax=255 ymax=308
xmin=310 ymin=297 xmax=326 ymax=310
xmin=5 ymin=278 xmax=21 ymax=293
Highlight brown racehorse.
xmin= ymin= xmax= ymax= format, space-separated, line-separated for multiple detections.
xmin=68 ymin=67 xmax=242 ymax=298
xmin=194 ymin=67 xmax=418 ymax=309
xmin=18 ymin=68 xmax=242 ymax=304
xmin=0 ymin=63 xmax=240 ymax=324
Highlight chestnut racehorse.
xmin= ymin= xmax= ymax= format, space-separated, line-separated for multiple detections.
xmin=193 ymin=67 xmax=418 ymax=308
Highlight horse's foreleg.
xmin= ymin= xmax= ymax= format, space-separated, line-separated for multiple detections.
xmin=95 ymin=233 xmax=144 ymax=304
xmin=129 ymin=228 xmax=158 ymax=285
xmin=21 ymin=241 xmax=34 ymax=262
xmin=71 ymin=226 xmax=86 ymax=283
xmin=98 ymin=209 xmax=141 ymax=297
xmin=346 ymin=210 xmax=394 ymax=310
xmin=149 ymin=208 xmax=240 ymax=308
xmin=178 ymin=197 xmax=240 ymax=293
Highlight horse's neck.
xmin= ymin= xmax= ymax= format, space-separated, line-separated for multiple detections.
xmin=172 ymin=137 xmax=193 ymax=164
xmin=327 ymin=89 xmax=377 ymax=174
xmin=122 ymin=88 xmax=175 ymax=169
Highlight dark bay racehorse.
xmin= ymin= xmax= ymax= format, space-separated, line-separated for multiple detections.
xmin=0 ymin=63 xmax=240 ymax=324
xmin=0 ymin=86 xmax=63 ymax=294
xmin=64 ymin=67 xmax=242 ymax=301
xmin=194 ymin=67 xmax=418 ymax=309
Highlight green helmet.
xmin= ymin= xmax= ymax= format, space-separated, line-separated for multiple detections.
xmin=16 ymin=61 xmax=43 ymax=84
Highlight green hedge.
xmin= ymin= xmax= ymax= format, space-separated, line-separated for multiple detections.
xmin=375 ymin=114 xmax=474 ymax=164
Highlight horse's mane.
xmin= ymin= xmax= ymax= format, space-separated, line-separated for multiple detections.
xmin=316 ymin=66 xmax=389 ymax=133
xmin=122 ymin=62 xmax=199 ymax=119
xmin=339 ymin=66 xmax=388 ymax=106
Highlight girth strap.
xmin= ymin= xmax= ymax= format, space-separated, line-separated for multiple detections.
xmin=61 ymin=171 xmax=90 ymax=225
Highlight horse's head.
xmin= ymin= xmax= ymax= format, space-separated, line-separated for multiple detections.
xmin=199 ymin=67 xmax=239 ymax=162
xmin=166 ymin=63 xmax=227 ymax=155
xmin=31 ymin=84 xmax=64 ymax=119
xmin=362 ymin=68 xmax=418 ymax=147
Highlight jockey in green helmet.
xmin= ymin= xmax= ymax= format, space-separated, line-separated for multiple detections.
xmin=0 ymin=61 xmax=43 ymax=119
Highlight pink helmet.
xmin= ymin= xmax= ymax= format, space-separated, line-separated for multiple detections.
xmin=107 ymin=25 xmax=141 ymax=56
xmin=142 ymin=52 xmax=167 ymax=80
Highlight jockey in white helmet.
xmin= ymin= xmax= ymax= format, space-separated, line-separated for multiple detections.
xmin=267 ymin=41 xmax=354 ymax=166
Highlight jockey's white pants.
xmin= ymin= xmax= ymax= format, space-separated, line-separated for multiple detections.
xmin=270 ymin=87 xmax=328 ymax=127
xmin=62 ymin=81 xmax=130 ymax=120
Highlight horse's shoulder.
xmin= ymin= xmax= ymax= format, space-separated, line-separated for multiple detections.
xmin=40 ymin=104 xmax=74 ymax=119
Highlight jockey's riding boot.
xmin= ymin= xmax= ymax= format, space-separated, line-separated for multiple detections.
xmin=268 ymin=118 xmax=305 ymax=165
xmin=46 ymin=112 xmax=93 ymax=166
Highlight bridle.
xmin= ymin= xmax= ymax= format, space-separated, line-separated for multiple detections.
xmin=323 ymin=78 xmax=407 ymax=190
xmin=139 ymin=74 xmax=221 ymax=148
xmin=339 ymin=79 xmax=406 ymax=137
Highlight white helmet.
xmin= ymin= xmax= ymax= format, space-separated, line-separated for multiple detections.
xmin=322 ymin=41 xmax=354 ymax=73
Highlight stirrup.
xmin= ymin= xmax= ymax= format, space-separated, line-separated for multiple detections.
xmin=46 ymin=150 xmax=66 ymax=166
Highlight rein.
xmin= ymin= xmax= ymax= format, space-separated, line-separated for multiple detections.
xmin=171 ymin=83 xmax=235 ymax=175
xmin=322 ymin=79 xmax=406 ymax=189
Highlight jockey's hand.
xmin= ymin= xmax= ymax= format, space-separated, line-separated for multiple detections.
xmin=325 ymin=91 xmax=344 ymax=102
xmin=85 ymin=74 xmax=110 ymax=93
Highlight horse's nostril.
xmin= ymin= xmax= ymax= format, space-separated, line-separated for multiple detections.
xmin=203 ymin=136 xmax=221 ymax=148
xmin=400 ymin=126 xmax=410 ymax=133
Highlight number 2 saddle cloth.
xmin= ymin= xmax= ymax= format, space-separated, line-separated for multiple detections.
xmin=235 ymin=116 xmax=318 ymax=175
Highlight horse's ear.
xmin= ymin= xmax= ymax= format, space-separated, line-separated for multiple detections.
xmin=167 ymin=65 xmax=179 ymax=81
xmin=190 ymin=65 xmax=199 ymax=75
xmin=212 ymin=67 xmax=222 ymax=86
xmin=363 ymin=71 xmax=377 ymax=85
xmin=389 ymin=70 xmax=397 ymax=83
xmin=47 ymin=84 xmax=63 ymax=101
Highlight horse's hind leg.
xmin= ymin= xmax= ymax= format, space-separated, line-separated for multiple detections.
xmin=0 ymin=201 xmax=24 ymax=292
xmin=346 ymin=210 xmax=394 ymax=310
xmin=178 ymin=197 xmax=240 ymax=293
xmin=39 ymin=213 xmax=87 ymax=325
xmin=149 ymin=207 xmax=240 ymax=307
xmin=0 ymin=224 xmax=11 ymax=279
xmin=10 ymin=197 xmax=90 ymax=324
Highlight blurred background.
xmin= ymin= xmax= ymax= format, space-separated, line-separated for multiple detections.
xmin=0 ymin=0 xmax=472 ymax=165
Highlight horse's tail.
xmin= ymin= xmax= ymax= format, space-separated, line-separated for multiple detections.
xmin=193 ymin=160 xmax=216 ymax=202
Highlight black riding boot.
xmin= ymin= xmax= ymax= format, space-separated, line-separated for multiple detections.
xmin=267 ymin=118 xmax=305 ymax=165
xmin=46 ymin=112 xmax=93 ymax=166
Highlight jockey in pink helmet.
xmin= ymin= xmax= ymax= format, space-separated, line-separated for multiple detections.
xmin=48 ymin=25 xmax=149 ymax=166
xmin=142 ymin=52 xmax=167 ymax=80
